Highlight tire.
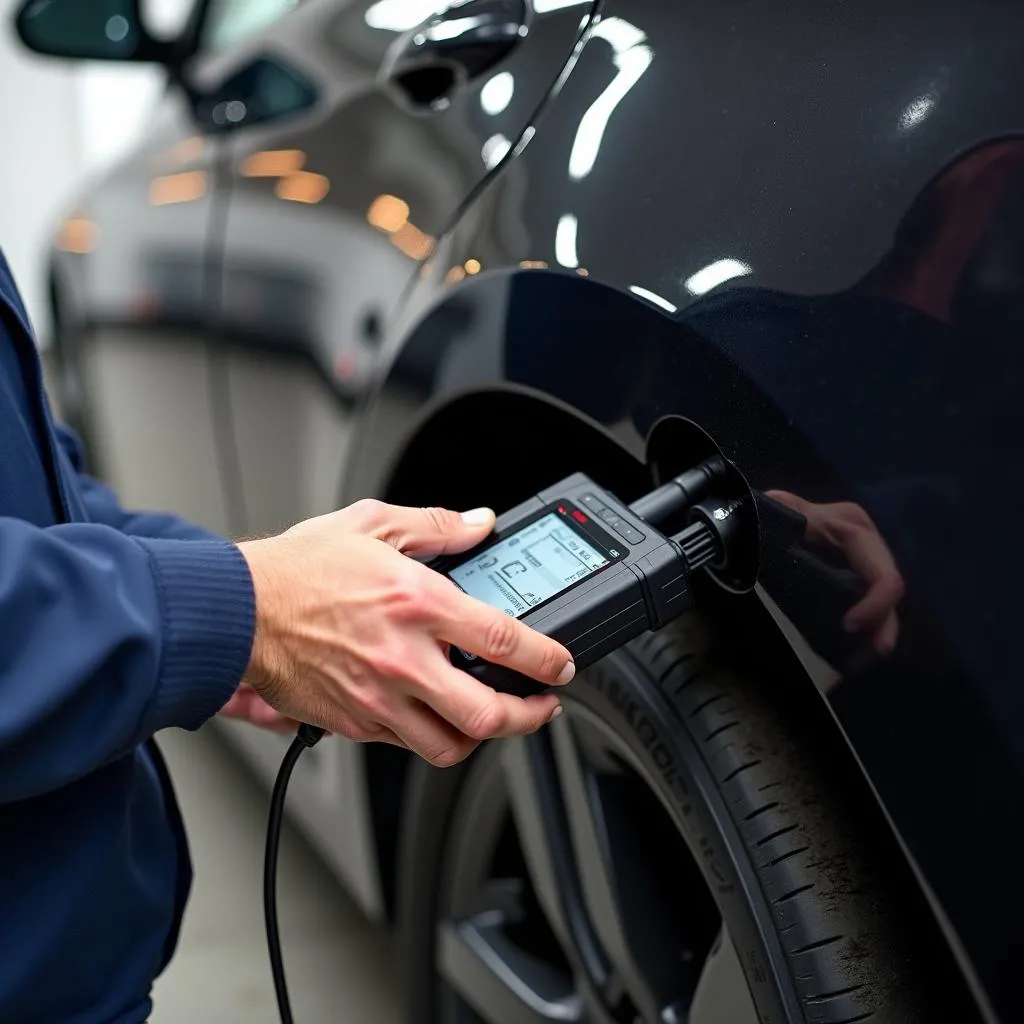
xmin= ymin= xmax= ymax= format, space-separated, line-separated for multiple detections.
xmin=398 ymin=610 xmax=962 ymax=1024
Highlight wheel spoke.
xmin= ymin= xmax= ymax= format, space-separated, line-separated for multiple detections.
xmin=439 ymin=915 xmax=584 ymax=1024
xmin=502 ymin=733 xmax=609 ymax=985
xmin=550 ymin=716 xmax=697 ymax=1021
xmin=689 ymin=927 xmax=760 ymax=1024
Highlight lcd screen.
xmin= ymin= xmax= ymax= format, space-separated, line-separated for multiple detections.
xmin=448 ymin=511 xmax=610 ymax=617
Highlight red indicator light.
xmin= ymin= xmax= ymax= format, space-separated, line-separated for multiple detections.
xmin=572 ymin=510 xmax=588 ymax=523
xmin=557 ymin=505 xmax=567 ymax=515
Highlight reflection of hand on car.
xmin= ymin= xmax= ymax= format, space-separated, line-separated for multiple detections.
xmin=764 ymin=490 xmax=906 ymax=657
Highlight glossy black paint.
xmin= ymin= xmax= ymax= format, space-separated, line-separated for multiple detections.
xmin=36 ymin=0 xmax=1024 ymax=1020
xmin=356 ymin=2 xmax=1024 ymax=1016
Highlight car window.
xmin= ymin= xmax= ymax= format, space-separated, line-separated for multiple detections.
xmin=201 ymin=0 xmax=301 ymax=53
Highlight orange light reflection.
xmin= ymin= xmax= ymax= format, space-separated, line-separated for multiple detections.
xmin=242 ymin=149 xmax=306 ymax=177
xmin=275 ymin=171 xmax=330 ymax=204
xmin=367 ymin=194 xmax=410 ymax=233
xmin=56 ymin=216 xmax=99 ymax=254
xmin=149 ymin=171 xmax=207 ymax=206
xmin=391 ymin=222 xmax=435 ymax=260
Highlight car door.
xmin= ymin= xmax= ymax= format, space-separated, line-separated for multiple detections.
xmin=60 ymin=64 xmax=239 ymax=534
xmin=192 ymin=0 xmax=594 ymax=912
xmin=204 ymin=0 xmax=596 ymax=539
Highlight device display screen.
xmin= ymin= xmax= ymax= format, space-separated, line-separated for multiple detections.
xmin=448 ymin=510 xmax=613 ymax=618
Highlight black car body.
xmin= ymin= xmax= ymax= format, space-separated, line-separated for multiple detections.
xmin=18 ymin=0 xmax=1023 ymax=1021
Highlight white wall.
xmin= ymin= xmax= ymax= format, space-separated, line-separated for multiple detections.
xmin=0 ymin=0 xmax=167 ymax=344
xmin=0 ymin=0 xmax=83 ymax=342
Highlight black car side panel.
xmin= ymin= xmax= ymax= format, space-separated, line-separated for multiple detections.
xmin=349 ymin=2 xmax=1024 ymax=1020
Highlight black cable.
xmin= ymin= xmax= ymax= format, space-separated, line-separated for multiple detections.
xmin=264 ymin=724 xmax=325 ymax=1024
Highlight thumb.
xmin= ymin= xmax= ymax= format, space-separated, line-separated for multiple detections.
xmin=373 ymin=504 xmax=496 ymax=557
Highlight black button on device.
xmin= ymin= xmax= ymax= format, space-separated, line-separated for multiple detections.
xmin=580 ymin=491 xmax=643 ymax=543
xmin=615 ymin=521 xmax=646 ymax=545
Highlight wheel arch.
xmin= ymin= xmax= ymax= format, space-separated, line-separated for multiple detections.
xmin=349 ymin=270 xmax=985 ymax=1019
xmin=360 ymin=385 xmax=652 ymax=921
xmin=358 ymin=385 xmax=896 ymax=946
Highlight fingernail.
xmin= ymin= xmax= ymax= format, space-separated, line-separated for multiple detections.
xmin=556 ymin=660 xmax=576 ymax=685
xmin=461 ymin=507 xmax=494 ymax=527
xmin=548 ymin=704 xmax=563 ymax=723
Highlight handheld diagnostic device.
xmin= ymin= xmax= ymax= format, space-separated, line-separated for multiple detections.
xmin=431 ymin=470 xmax=736 ymax=693
xmin=264 ymin=460 xmax=744 ymax=1024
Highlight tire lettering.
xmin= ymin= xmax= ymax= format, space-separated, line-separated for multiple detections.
xmin=746 ymin=948 xmax=768 ymax=986
xmin=594 ymin=671 xmax=734 ymax=894
xmin=700 ymin=835 xmax=734 ymax=894
xmin=602 ymin=677 xmax=692 ymax=811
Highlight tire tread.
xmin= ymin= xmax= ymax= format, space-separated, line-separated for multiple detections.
xmin=627 ymin=614 xmax=940 ymax=1024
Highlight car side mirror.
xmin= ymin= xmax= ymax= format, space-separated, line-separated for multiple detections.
xmin=15 ymin=0 xmax=179 ymax=64
xmin=191 ymin=56 xmax=319 ymax=134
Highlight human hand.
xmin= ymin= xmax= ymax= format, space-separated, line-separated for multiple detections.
xmin=237 ymin=500 xmax=574 ymax=766
xmin=218 ymin=682 xmax=299 ymax=734
xmin=765 ymin=490 xmax=905 ymax=656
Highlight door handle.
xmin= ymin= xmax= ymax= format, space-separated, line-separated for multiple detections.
xmin=381 ymin=0 xmax=528 ymax=110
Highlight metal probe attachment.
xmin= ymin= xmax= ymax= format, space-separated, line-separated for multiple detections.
xmin=628 ymin=455 xmax=728 ymax=527
xmin=628 ymin=455 xmax=747 ymax=576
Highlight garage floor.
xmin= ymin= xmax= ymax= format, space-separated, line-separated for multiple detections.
xmin=150 ymin=725 xmax=402 ymax=1024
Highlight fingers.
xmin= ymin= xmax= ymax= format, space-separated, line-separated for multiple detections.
xmin=837 ymin=515 xmax=904 ymax=616
xmin=414 ymin=651 xmax=563 ymax=740
xmin=428 ymin=584 xmax=575 ymax=687
xmin=219 ymin=685 xmax=300 ymax=734
xmin=316 ymin=708 xmax=404 ymax=748
xmin=844 ymin=577 xmax=904 ymax=656
xmin=347 ymin=499 xmax=496 ymax=557
xmin=336 ymin=635 xmax=562 ymax=766
xmin=765 ymin=493 xmax=905 ymax=656
xmin=875 ymin=611 xmax=900 ymax=656
xmin=245 ymin=702 xmax=300 ymax=734
xmin=843 ymin=568 xmax=904 ymax=634
xmin=334 ymin=673 xmax=558 ymax=767
xmin=763 ymin=489 xmax=810 ymax=516
xmin=387 ymin=699 xmax=482 ymax=768
xmin=388 ymin=682 xmax=559 ymax=769
xmin=833 ymin=506 xmax=905 ymax=655
xmin=763 ymin=489 xmax=816 ymax=536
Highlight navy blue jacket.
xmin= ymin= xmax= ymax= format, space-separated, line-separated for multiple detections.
xmin=0 ymin=251 xmax=256 ymax=1023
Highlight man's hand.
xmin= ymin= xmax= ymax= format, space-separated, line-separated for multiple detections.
xmin=237 ymin=501 xmax=574 ymax=766
xmin=219 ymin=682 xmax=298 ymax=733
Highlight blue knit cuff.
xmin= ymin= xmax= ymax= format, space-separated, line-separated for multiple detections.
xmin=135 ymin=538 xmax=255 ymax=733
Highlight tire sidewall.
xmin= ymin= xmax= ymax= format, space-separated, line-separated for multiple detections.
xmin=572 ymin=647 xmax=799 ymax=1024
xmin=400 ymin=639 xmax=804 ymax=1024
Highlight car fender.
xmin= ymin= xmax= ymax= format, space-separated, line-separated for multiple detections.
xmin=345 ymin=265 xmax=1006 ymax=1019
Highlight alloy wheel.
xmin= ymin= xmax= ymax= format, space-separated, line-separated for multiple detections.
xmin=435 ymin=704 xmax=762 ymax=1024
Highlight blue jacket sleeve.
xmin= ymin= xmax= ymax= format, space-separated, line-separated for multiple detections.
xmin=0 ymin=515 xmax=255 ymax=803
xmin=56 ymin=425 xmax=224 ymax=542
